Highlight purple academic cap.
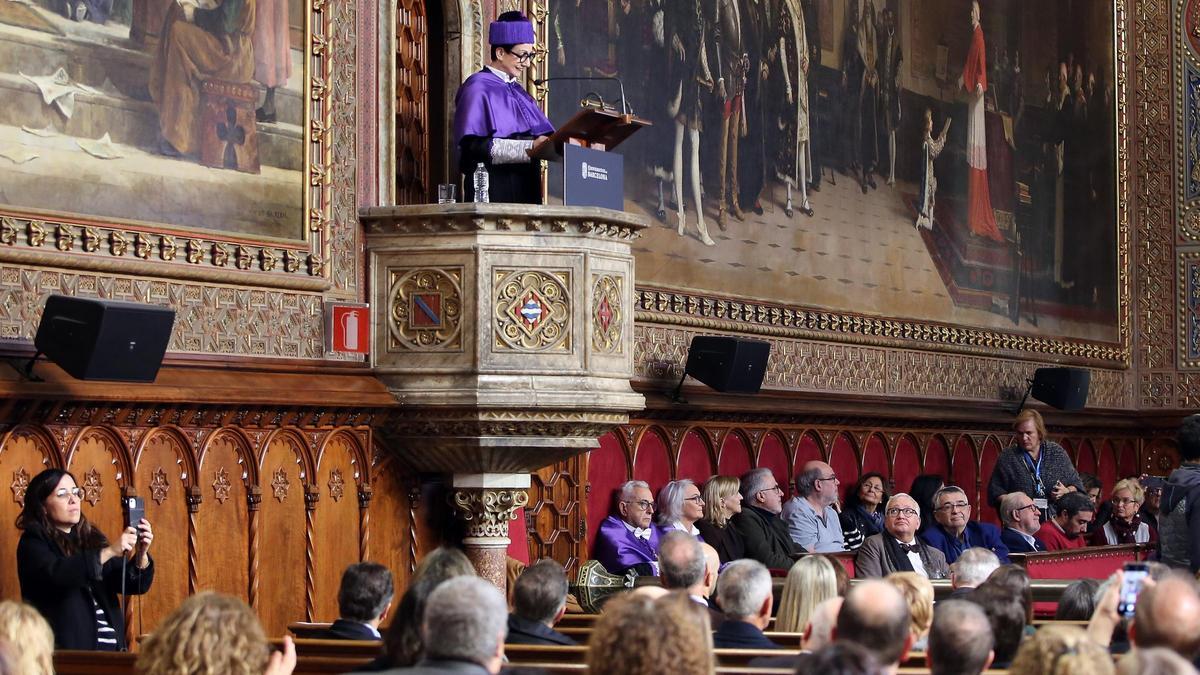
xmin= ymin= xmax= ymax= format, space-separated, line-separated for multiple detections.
xmin=489 ymin=14 xmax=535 ymax=45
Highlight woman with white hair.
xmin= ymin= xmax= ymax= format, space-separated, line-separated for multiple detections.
xmin=1091 ymin=478 xmax=1159 ymax=546
xmin=656 ymin=479 xmax=706 ymax=539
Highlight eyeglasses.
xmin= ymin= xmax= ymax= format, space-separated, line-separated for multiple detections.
xmin=505 ymin=48 xmax=536 ymax=63
xmin=54 ymin=487 xmax=83 ymax=499
xmin=683 ymin=495 xmax=705 ymax=504
xmin=1112 ymin=497 xmax=1139 ymax=507
xmin=1014 ymin=503 xmax=1039 ymax=514
xmin=759 ymin=485 xmax=784 ymax=494
xmin=861 ymin=483 xmax=884 ymax=493
xmin=816 ymin=475 xmax=839 ymax=483
xmin=936 ymin=501 xmax=971 ymax=512
xmin=886 ymin=507 xmax=918 ymax=517
xmin=623 ymin=499 xmax=654 ymax=511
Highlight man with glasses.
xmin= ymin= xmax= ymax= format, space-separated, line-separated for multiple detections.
xmin=730 ymin=468 xmax=801 ymax=569
xmin=920 ymin=486 xmax=1009 ymax=564
xmin=782 ymin=461 xmax=846 ymax=553
xmin=594 ymin=480 xmax=660 ymax=575
xmin=998 ymin=491 xmax=1047 ymax=553
xmin=452 ymin=11 xmax=555 ymax=203
xmin=855 ymin=493 xmax=949 ymax=578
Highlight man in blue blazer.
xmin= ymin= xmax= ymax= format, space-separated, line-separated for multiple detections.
xmin=920 ymin=486 xmax=1011 ymax=563
xmin=998 ymin=491 xmax=1049 ymax=553
xmin=711 ymin=559 xmax=782 ymax=649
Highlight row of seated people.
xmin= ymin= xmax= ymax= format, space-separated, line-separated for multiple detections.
xmin=594 ymin=466 xmax=1157 ymax=581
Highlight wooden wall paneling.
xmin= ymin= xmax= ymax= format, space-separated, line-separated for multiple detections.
xmin=950 ymin=436 xmax=978 ymax=507
xmin=67 ymin=427 xmax=129 ymax=551
xmin=311 ymin=432 xmax=366 ymax=622
xmin=632 ymin=427 xmax=672 ymax=492
xmin=1142 ymin=438 xmax=1180 ymax=476
xmin=923 ymin=435 xmax=951 ymax=483
xmin=827 ymin=433 xmax=859 ymax=504
xmin=0 ymin=426 xmax=57 ymax=601
xmin=756 ymin=432 xmax=790 ymax=495
xmin=676 ymin=430 xmax=714 ymax=483
xmin=194 ymin=430 xmax=252 ymax=601
xmin=891 ymin=434 xmax=921 ymax=495
xmin=130 ymin=429 xmax=195 ymax=640
xmin=528 ymin=453 xmax=587 ymax=575
xmin=257 ymin=431 xmax=311 ymax=637
xmin=367 ymin=453 xmax=416 ymax=590
xmin=585 ymin=432 xmax=629 ymax=556
xmin=717 ymin=430 xmax=753 ymax=477
xmin=978 ymin=437 xmax=1002 ymax=525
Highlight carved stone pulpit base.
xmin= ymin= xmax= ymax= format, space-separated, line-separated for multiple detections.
xmin=450 ymin=473 xmax=530 ymax=589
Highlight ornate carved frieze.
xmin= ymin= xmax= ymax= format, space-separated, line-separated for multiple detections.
xmin=149 ymin=467 xmax=170 ymax=505
xmin=271 ymin=468 xmax=291 ymax=503
xmin=387 ymin=267 xmax=464 ymax=351
xmin=493 ymin=269 xmax=572 ymax=352
xmin=82 ymin=468 xmax=103 ymax=507
xmin=328 ymin=469 xmax=345 ymax=502
xmin=10 ymin=468 xmax=29 ymax=506
xmin=592 ymin=275 xmax=623 ymax=354
xmin=212 ymin=467 xmax=232 ymax=504
xmin=450 ymin=488 xmax=530 ymax=540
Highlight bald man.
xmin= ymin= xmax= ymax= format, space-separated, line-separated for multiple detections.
xmin=1130 ymin=573 xmax=1200 ymax=663
xmin=804 ymin=596 xmax=843 ymax=651
xmin=834 ymin=579 xmax=914 ymax=674
xmin=782 ymin=460 xmax=846 ymax=552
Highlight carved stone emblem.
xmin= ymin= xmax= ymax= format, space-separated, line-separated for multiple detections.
xmin=149 ymin=467 xmax=169 ymax=505
xmin=591 ymin=274 xmax=623 ymax=353
xmin=328 ymin=469 xmax=345 ymax=502
xmin=11 ymin=468 xmax=29 ymax=506
xmin=82 ymin=468 xmax=103 ymax=507
xmin=271 ymin=467 xmax=291 ymax=502
xmin=387 ymin=267 xmax=464 ymax=351
xmin=494 ymin=270 xmax=571 ymax=352
xmin=212 ymin=467 xmax=232 ymax=504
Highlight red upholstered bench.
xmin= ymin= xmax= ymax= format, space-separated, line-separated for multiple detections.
xmin=1010 ymin=543 xmax=1149 ymax=617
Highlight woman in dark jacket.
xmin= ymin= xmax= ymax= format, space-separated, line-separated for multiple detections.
xmin=839 ymin=472 xmax=889 ymax=549
xmin=16 ymin=468 xmax=154 ymax=650
xmin=695 ymin=475 xmax=746 ymax=564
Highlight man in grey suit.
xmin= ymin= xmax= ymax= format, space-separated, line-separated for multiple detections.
xmin=855 ymin=493 xmax=950 ymax=579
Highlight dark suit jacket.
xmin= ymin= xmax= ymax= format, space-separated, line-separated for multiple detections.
xmin=505 ymin=614 xmax=577 ymax=646
xmin=920 ymin=521 xmax=1011 ymax=564
xmin=853 ymin=533 xmax=949 ymax=579
xmin=730 ymin=506 xmax=798 ymax=570
xmin=367 ymin=658 xmax=491 ymax=675
xmin=17 ymin=526 xmax=154 ymax=650
xmin=316 ymin=618 xmax=380 ymax=641
xmin=712 ymin=619 xmax=782 ymax=649
xmin=696 ymin=519 xmax=746 ymax=563
xmin=1001 ymin=527 xmax=1047 ymax=553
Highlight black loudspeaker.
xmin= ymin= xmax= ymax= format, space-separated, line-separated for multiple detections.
xmin=684 ymin=336 xmax=770 ymax=394
xmin=34 ymin=295 xmax=176 ymax=382
xmin=1030 ymin=367 xmax=1090 ymax=411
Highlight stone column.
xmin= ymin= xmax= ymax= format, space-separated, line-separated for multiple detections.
xmin=449 ymin=473 xmax=531 ymax=589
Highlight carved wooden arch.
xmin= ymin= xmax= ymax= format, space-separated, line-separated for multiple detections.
xmin=133 ymin=426 xmax=200 ymax=484
xmin=258 ymin=428 xmax=317 ymax=482
xmin=829 ymin=430 xmax=863 ymax=464
xmin=923 ymin=433 xmax=953 ymax=467
xmin=1073 ymin=437 xmax=1099 ymax=471
xmin=65 ymin=426 xmax=133 ymax=486
xmin=723 ymin=427 xmax=755 ymax=463
xmin=0 ymin=424 xmax=62 ymax=468
xmin=673 ymin=425 xmax=718 ymax=477
xmin=861 ymin=431 xmax=893 ymax=469
xmin=630 ymin=424 xmax=671 ymax=473
xmin=314 ymin=429 xmax=372 ymax=487
xmin=793 ymin=429 xmax=827 ymax=459
xmin=760 ymin=429 xmax=791 ymax=467
xmin=949 ymin=432 xmax=981 ymax=469
xmin=198 ymin=427 xmax=261 ymax=488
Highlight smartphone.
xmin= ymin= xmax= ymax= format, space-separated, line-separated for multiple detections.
xmin=1118 ymin=562 xmax=1149 ymax=618
xmin=123 ymin=496 xmax=145 ymax=531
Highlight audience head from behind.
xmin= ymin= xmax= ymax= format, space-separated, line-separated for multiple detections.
xmin=999 ymin=491 xmax=1042 ymax=536
xmin=512 ymin=559 xmax=569 ymax=627
xmin=740 ymin=468 xmax=784 ymax=515
xmin=1130 ymin=572 xmax=1200 ymax=661
xmin=137 ymin=592 xmax=283 ymax=675
xmin=982 ymin=564 xmax=1033 ymax=624
xmin=883 ymin=493 xmax=922 ymax=543
xmin=797 ymin=642 xmax=883 ymax=675
xmin=834 ymin=578 xmax=912 ymax=671
xmin=418 ymin=576 xmax=508 ymax=674
xmin=699 ymin=542 xmax=720 ymax=597
xmin=884 ymin=572 xmax=934 ymax=645
xmin=716 ymin=558 xmax=773 ymax=626
xmin=927 ymin=599 xmax=994 ymax=675
xmin=1054 ymin=578 xmax=1100 ymax=620
xmin=777 ymin=555 xmax=839 ymax=633
xmin=383 ymin=546 xmax=476 ymax=668
xmin=964 ymin=584 xmax=1026 ymax=668
xmin=616 ymin=479 xmax=655 ymax=528
xmin=1117 ymin=647 xmax=1199 ymax=675
xmin=803 ymin=596 xmax=843 ymax=652
xmin=701 ymin=475 xmax=743 ymax=528
xmin=1051 ymin=491 xmax=1096 ymax=540
xmin=659 ymin=530 xmax=706 ymax=592
xmin=0 ymin=600 xmax=53 ymax=675
xmin=1008 ymin=623 xmax=1114 ymax=675
xmin=587 ymin=591 xmax=714 ymax=675
xmin=337 ymin=562 xmax=394 ymax=631
xmin=656 ymin=479 xmax=704 ymax=531
xmin=950 ymin=547 xmax=1000 ymax=591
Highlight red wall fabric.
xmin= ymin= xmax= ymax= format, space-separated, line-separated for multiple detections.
xmin=758 ymin=433 xmax=790 ymax=495
xmin=633 ymin=429 xmax=672 ymax=493
xmin=829 ymin=433 xmax=860 ymax=503
xmin=587 ymin=432 xmax=631 ymax=551
xmin=718 ymin=433 xmax=753 ymax=477
xmin=677 ymin=430 xmax=715 ymax=483
xmin=892 ymin=435 xmax=921 ymax=495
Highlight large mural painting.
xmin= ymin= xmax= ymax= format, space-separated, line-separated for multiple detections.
xmin=544 ymin=0 xmax=1120 ymax=345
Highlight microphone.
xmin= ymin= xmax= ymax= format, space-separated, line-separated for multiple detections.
xmin=532 ymin=76 xmax=629 ymax=116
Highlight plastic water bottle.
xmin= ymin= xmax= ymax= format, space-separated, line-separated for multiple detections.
xmin=472 ymin=163 xmax=490 ymax=203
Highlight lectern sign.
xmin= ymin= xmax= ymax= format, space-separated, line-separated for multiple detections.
xmin=563 ymin=144 xmax=624 ymax=211
xmin=326 ymin=303 xmax=370 ymax=354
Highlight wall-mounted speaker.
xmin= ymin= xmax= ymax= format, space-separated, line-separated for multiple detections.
xmin=1030 ymin=367 xmax=1090 ymax=411
xmin=684 ymin=336 xmax=771 ymax=394
xmin=34 ymin=295 xmax=175 ymax=382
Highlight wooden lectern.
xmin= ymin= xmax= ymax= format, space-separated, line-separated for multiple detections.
xmin=532 ymin=106 xmax=651 ymax=161
xmin=535 ymin=106 xmax=650 ymax=210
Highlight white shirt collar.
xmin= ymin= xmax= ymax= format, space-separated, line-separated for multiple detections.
xmin=486 ymin=65 xmax=518 ymax=84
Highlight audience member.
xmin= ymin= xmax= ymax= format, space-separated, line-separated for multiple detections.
xmin=1116 ymin=647 xmax=1197 ymax=675
xmin=1093 ymin=478 xmax=1159 ymax=546
xmin=712 ymin=559 xmax=780 ymax=649
xmin=16 ymin=468 xmax=155 ymax=650
xmin=948 ymin=547 xmax=1000 ymax=597
xmin=587 ymin=591 xmax=714 ymax=675
xmin=855 ymin=493 xmax=949 ymax=579
xmin=1035 ymin=491 xmax=1095 ymax=551
xmin=656 ymin=479 xmax=705 ymax=537
xmin=318 ymin=562 xmax=394 ymax=640
xmin=658 ymin=531 xmax=722 ymax=623
xmin=927 ymin=599 xmax=994 ymax=675
xmin=998 ymin=491 xmax=1048 ymax=553
xmin=840 ymin=472 xmax=888 ymax=550
xmin=776 ymin=555 xmax=839 ymax=632
xmin=1141 ymin=475 xmax=1165 ymax=531
xmin=729 ymin=468 xmax=799 ymax=569
xmin=696 ymin=475 xmax=746 ymax=563
xmin=1081 ymin=472 xmax=1108 ymax=535
xmin=1161 ymin=413 xmax=1200 ymax=572
xmin=137 ymin=592 xmax=296 ymax=675
xmin=803 ymin=597 xmax=843 ymax=651
xmin=909 ymin=475 xmax=945 ymax=535
xmin=374 ymin=577 xmax=507 ymax=675
xmin=506 ymin=559 xmax=576 ymax=646
xmin=920 ymin=486 xmax=1010 ymax=563
xmin=782 ymin=461 xmax=846 ymax=552
xmin=833 ymin=579 xmax=913 ymax=674
xmin=1054 ymin=578 xmax=1100 ymax=620
xmin=965 ymin=584 xmax=1026 ymax=668
xmin=1130 ymin=573 xmax=1200 ymax=662
xmin=594 ymin=480 xmax=660 ymax=575
xmin=885 ymin=572 xmax=935 ymax=651
xmin=379 ymin=546 xmax=476 ymax=669
xmin=797 ymin=642 xmax=882 ymax=675
xmin=1007 ymin=623 xmax=1113 ymax=675
xmin=987 ymin=409 xmax=1085 ymax=515
xmin=0 ymin=600 xmax=53 ymax=675
xmin=982 ymin=564 xmax=1034 ymax=625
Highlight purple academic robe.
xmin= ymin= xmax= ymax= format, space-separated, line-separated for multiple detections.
xmin=452 ymin=69 xmax=555 ymax=203
xmin=594 ymin=515 xmax=660 ymax=575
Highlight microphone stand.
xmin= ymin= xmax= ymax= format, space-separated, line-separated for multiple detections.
xmin=533 ymin=76 xmax=630 ymax=116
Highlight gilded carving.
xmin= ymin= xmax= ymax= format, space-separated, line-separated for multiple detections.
xmin=271 ymin=468 xmax=291 ymax=502
xmin=212 ymin=243 xmax=229 ymax=267
xmin=591 ymin=274 xmax=623 ymax=354
xmin=451 ymin=488 xmax=530 ymax=539
xmin=494 ymin=269 xmax=571 ymax=352
xmin=387 ymin=267 xmax=464 ymax=351
xmin=11 ymin=468 xmax=29 ymax=506
xmin=284 ymin=249 xmax=302 ymax=273
xmin=82 ymin=227 xmax=100 ymax=253
xmin=235 ymin=246 xmax=253 ymax=271
xmin=149 ymin=467 xmax=170 ymax=505
xmin=27 ymin=221 xmax=46 ymax=247
xmin=134 ymin=233 xmax=152 ymax=260
xmin=55 ymin=225 xmax=74 ymax=252
xmin=0 ymin=217 xmax=16 ymax=245
xmin=328 ymin=469 xmax=345 ymax=502
xmin=109 ymin=231 xmax=128 ymax=256
xmin=260 ymin=248 xmax=277 ymax=272
xmin=160 ymin=236 xmax=177 ymax=262
xmin=186 ymin=239 xmax=204 ymax=264
xmin=82 ymin=468 xmax=102 ymax=507
xmin=212 ymin=467 xmax=232 ymax=504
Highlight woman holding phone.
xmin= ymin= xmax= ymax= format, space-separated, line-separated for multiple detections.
xmin=16 ymin=468 xmax=154 ymax=650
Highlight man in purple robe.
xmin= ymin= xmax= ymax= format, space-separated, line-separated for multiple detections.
xmin=594 ymin=480 xmax=660 ymax=575
xmin=452 ymin=11 xmax=555 ymax=204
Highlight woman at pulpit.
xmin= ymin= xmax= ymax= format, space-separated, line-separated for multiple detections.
xmin=452 ymin=11 xmax=555 ymax=204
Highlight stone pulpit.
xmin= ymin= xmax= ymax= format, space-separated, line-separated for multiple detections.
xmin=361 ymin=203 xmax=646 ymax=586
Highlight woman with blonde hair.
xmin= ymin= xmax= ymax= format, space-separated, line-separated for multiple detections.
xmin=1093 ymin=478 xmax=1159 ymax=545
xmin=136 ymin=592 xmax=295 ymax=675
xmin=884 ymin=572 xmax=935 ymax=650
xmin=0 ymin=600 xmax=53 ymax=675
xmin=588 ymin=590 xmax=714 ymax=675
xmin=1008 ymin=623 xmax=1114 ymax=675
xmin=695 ymin=475 xmax=745 ymax=563
xmin=776 ymin=555 xmax=839 ymax=633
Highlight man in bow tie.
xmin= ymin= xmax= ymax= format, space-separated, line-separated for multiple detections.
xmin=854 ymin=493 xmax=949 ymax=579
xmin=594 ymin=480 xmax=661 ymax=575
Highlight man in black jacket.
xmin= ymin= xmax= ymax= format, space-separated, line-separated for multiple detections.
xmin=730 ymin=468 xmax=800 ymax=570
xmin=318 ymin=562 xmax=394 ymax=640
xmin=505 ymin=559 xmax=576 ymax=646
xmin=712 ymin=559 xmax=781 ymax=649
xmin=1162 ymin=414 xmax=1200 ymax=572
